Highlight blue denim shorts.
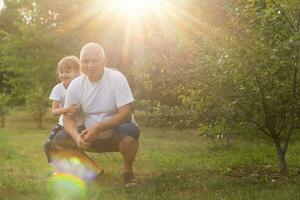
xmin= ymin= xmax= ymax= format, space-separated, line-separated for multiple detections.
xmin=115 ymin=122 xmax=140 ymax=140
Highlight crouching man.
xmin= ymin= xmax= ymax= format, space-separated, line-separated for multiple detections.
xmin=52 ymin=43 xmax=140 ymax=188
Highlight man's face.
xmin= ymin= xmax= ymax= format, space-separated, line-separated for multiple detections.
xmin=80 ymin=47 xmax=106 ymax=81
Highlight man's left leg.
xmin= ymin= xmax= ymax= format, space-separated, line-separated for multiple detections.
xmin=86 ymin=122 xmax=140 ymax=187
xmin=116 ymin=123 xmax=140 ymax=187
xmin=119 ymin=136 xmax=139 ymax=173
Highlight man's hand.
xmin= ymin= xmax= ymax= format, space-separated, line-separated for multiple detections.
xmin=81 ymin=126 xmax=99 ymax=143
xmin=75 ymin=134 xmax=91 ymax=150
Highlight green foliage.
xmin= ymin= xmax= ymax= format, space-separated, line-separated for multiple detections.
xmin=0 ymin=93 xmax=10 ymax=127
xmin=26 ymin=86 xmax=49 ymax=128
xmin=198 ymin=118 xmax=241 ymax=149
xmin=129 ymin=0 xmax=300 ymax=172
xmin=148 ymin=103 xmax=199 ymax=129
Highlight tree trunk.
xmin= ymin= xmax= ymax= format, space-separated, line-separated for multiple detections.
xmin=38 ymin=118 xmax=43 ymax=129
xmin=38 ymin=112 xmax=43 ymax=129
xmin=274 ymin=138 xmax=288 ymax=174
xmin=1 ymin=115 xmax=5 ymax=127
xmin=145 ymin=109 xmax=149 ymax=125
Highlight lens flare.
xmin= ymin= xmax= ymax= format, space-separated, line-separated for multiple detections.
xmin=47 ymin=151 xmax=102 ymax=199
xmin=50 ymin=157 xmax=98 ymax=181
xmin=47 ymin=173 xmax=87 ymax=200
xmin=49 ymin=150 xmax=101 ymax=181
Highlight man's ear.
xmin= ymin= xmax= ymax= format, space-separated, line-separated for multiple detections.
xmin=103 ymin=58 xmax=107 ymax=66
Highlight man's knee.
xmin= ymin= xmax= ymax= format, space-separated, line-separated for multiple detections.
xmin=52 ymin=130 xmax=77 ymax=150
xmin=43 ymin=138 xmax=56 ymax=162
xmin=43 ymin=140 xmax=51 ymax=152
xmin=120 ymin=136 xmax=138 ymax=144
xmin=119 ymin=136 xmax=138 ymax=153
xmin=44 ymin=125 xmax=63 ymax=153
xmin=116 ymin=123 xmax=140 ymax=140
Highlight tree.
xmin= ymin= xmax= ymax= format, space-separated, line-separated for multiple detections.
xmin=220 ymin=0 xmax=300 ymax=174
xmin=0 ymin=0 xmax=84 ymax=123
xmin=0 ymin=93 xmax=10 ymax=127
xmin=26 ymin=86 xmax=49 ymax=129
xmin=130 ymin=0 xmax=300 ymax=173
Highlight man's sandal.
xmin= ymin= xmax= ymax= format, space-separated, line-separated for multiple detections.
xmin=123 ymin=172 xmax=139 ymax=188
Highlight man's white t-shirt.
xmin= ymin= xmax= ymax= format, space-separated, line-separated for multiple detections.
xmin=49 ymin=82 xmax=66 ymax=126
xmin=64 ymin=67 xmax=135 ymax=129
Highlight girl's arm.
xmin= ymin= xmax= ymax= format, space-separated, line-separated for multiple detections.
xmin=51 ymin=101 xmax=76 ymax=116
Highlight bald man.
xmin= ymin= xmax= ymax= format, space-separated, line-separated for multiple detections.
xmin=52 ymin=43 xmax=140 ymax=188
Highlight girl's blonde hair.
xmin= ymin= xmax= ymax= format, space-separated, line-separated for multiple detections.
xmin=58 ymin=55 xmax=80 ymax=73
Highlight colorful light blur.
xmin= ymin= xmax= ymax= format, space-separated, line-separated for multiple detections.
xmin=48 ymin=173 xmax=87 ymax=200
xmin=47 ymin=151 xmax=101 ymax=199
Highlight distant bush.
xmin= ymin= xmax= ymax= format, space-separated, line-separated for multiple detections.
xmin=0 ymin=93 xmax=10 ymax=127
xmin=26 ymin=87 xmax=49 ymax=129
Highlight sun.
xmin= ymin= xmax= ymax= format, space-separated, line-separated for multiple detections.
xmin=114 ymin=0 xmax=161 ymax=17
xmin=78 ymin=0 xmax=206 ymax=67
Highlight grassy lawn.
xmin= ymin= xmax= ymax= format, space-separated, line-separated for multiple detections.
xmin=1 ymin=109 xmax=300 ymax=199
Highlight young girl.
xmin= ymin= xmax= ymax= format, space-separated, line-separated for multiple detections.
xmin=43 ymin=55 xmax=81 ymax=163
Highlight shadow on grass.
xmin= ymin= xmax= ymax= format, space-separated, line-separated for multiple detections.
xmin=108 ymin=167 xmax=300 ymax=200
xmin=225 ymin=164 xmax=300 ymax=184
xmin=117 ymin=169 xmax=221 ymax=199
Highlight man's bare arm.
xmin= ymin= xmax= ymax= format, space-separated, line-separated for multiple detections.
xmin=64 ymin=114 xmax=91 ymax=148
xmin=52 ymin=101 xmax=78 ymax=117
xmin=96 ymin=103 xmax=132 ymax=132
xmin=63 ymin=114 xmax=79 ymax=140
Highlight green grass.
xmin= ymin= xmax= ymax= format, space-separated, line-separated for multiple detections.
xmin=1 ymin=109 xmax=300 ymax=199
